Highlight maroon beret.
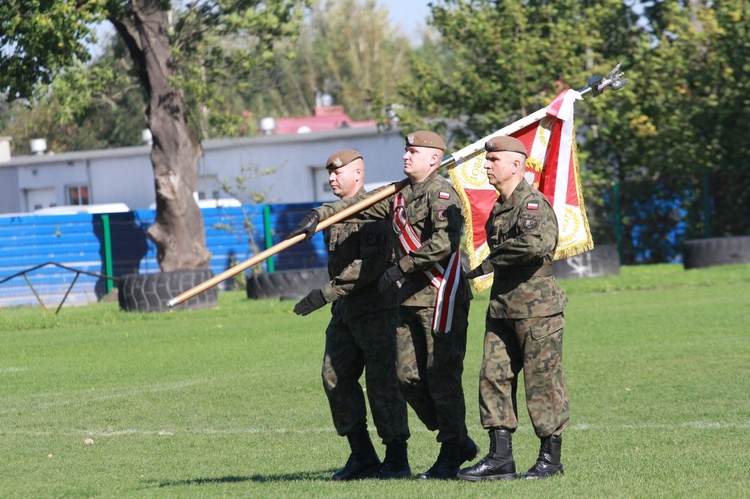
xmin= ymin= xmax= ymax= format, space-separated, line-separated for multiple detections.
xmin=326 ymin=149 xmax=362 ymax=170
xmin=405 ymin=131 xmax=447 ymax=151
xmin=485 ymin=136 xmax=527 ymax=156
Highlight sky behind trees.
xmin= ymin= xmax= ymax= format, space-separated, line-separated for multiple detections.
xmin=381 ymin=0 xmax=431 ymax=42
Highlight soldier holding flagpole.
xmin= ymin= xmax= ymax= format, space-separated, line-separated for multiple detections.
xmin=288 ymin=131 xmax=480 ymax=480
xmin=293 ymin=149 xmax=411 ymax=481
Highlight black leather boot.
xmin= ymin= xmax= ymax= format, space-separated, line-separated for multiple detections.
xmin=522 ymin=435 xmax=564 ymax=479
xmin=457 ymin=429 xmax=516 ymax=481
xmin=461 ymin=436 xmax=481 ymax=464
xmin=415 ymin=441 xmax=461 ymax=480
xmin=331 ymin=429 xmax=381 ymax=481
xmin=371 ymin=441 xmax=411 ymax=479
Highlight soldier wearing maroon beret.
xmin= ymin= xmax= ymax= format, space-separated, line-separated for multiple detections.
xmin=293 ymin=149 xmax=410 ymax=480
xmin=458 ymin=135 xmax=570 ymax=481
xmin=288 ymin=131 xmax=480 ymax=480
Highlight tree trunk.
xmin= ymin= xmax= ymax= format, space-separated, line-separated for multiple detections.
xmin=112 ymin=0 xmax=211 ymax=272
xmin=687 ymin=0 xmax=705 ymax=34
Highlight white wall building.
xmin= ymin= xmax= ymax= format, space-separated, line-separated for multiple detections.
xmin=0 ymin=126 xmax=405 ymax=214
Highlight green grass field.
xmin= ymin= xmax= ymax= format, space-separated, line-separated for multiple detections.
xmin=2 ymin=263 xmax=749 ymax=498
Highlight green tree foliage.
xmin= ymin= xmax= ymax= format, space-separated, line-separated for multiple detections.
xmin=246 ymin=0 xmax=414 ymax=123
xmin=0 ymin=0 xmax=102 ymax=99
xmin=585 ymin=1 xmax=750 ymax=262
xmin=169 ymin=0 xmax=306 ymax=139
xmin=0 ymin=0 xmax=306 ymax=272
xmin=2 ymin=38 xmax=147 ymax=155
xmin=397 ymin=0 xmax=640 ymax=141
xmin=634 ymin=1 xmax=750 ymax=239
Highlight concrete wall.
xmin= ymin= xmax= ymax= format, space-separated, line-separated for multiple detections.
xmin=0 ymin=167 xmax=20 ymax=214
xmin=199 ymin=127 xmax=404 ymax=205
xmin=89 ymin=154 xmax=155 ymax=208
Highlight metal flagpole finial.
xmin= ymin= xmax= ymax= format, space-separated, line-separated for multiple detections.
xmin=580 ymin=62 xmax=628 ymax=98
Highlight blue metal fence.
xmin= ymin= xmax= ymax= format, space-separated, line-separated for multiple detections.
xmin=0 ymin=203 xmax=327 ymax=308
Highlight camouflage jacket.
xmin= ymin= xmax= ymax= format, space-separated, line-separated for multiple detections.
xmin=315 ymin=172 xmax=472 ymax=307
xmin=322 ymin=188 xmax=397 ymax=323
xmin=476 ymin=179 xmax=568 ymax=318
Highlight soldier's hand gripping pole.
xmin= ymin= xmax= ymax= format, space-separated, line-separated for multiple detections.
xmin=165 ymin=178 xmax=410 ymax=308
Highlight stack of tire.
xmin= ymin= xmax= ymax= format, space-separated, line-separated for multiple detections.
xmin=246 ymin=268 xmax=329 ymax=300
xmin=118 ymin=269 xmax=218 ymax=312
xmin=683 ymin=236 xmax=750 ymax=269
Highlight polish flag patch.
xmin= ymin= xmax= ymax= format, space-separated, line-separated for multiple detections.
xmin=439 ymin=191 xmax=451 ymax=200
xmin=527 ymin=202 xmax=539 ymax=210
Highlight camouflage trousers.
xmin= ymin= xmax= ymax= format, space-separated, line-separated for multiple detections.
xmin=479 ymin=313 xmax=569 ymax=438
xmin=322 ymin=309 xmax=410 ymax=444
xmin=395 ymin=302 xmax=469 ymax=444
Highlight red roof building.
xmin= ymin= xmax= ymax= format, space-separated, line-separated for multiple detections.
xmin=265 ymin=105 xmax=377 ymax=135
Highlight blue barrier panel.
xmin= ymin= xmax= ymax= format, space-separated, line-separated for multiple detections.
xmin=265 ymin=203 xmax=328 ymax=271
xmin=0 ymin=214 xmax=103 ymax=307
xmin=0 ymin=203 xmax=327 ymax=308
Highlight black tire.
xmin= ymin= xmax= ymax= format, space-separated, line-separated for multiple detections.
xmin=553 ymin=245 xmax=621 ymax=279
xmin=246 ymin=268 xmax=330 ymax=300
xmin=118 ymin=269 xmax=218 ymax=312
xmin=683 ymin=236 xmax=750 ymax=269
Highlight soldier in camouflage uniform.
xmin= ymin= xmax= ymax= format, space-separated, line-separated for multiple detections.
xmin=293 ymin=149 xmax=411 ymax=480
xmin=289 ymin=132 xmax=480 ymax=480
xmin=457 ymin=136 xmax=569 ymax=482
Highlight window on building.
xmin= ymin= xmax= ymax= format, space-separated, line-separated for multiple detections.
xmin=197 ymin=190 xmax=221 ymax=200
xmin=67 ymin=185 xmax=90 ymax=205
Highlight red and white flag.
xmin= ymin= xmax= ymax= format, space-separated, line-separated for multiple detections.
xmin=447 ymin=89 xmax=594 ymax=290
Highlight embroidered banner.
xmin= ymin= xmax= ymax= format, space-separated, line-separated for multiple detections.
xmin=447 ymin=89 xmax=593 ymax=291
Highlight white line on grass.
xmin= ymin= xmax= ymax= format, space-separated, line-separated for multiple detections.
xmin=0 ymin=377 xmax=217 ymax=415
xmin=0 ymin=367 xmax=29 ymax=373
xmin=572 ymin=421 xmax=750 ymax=430
xmin=2 ymin=421 xmax=749 ymax=437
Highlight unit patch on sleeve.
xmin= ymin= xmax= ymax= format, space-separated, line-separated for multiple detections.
xmin=435 ymin=206 xmax=448 ymax=221
xmin=520 ymin=213 xmax=541 ymax=231
xmin=439 ymin=191 xmax=451 ymax=200
xmin=523 ymin=218 xmax=538 ymax=229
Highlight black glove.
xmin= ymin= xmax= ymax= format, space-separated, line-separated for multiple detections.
xmin=378 ymin=265 xmax=405 ymax=294
xmin=287 ymin=211 xmax=320 ymax=241
xmin=465 ymin=266 xmax=488 ymax=280
xmin=294 ymin=289 xmax=327 ymax=316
